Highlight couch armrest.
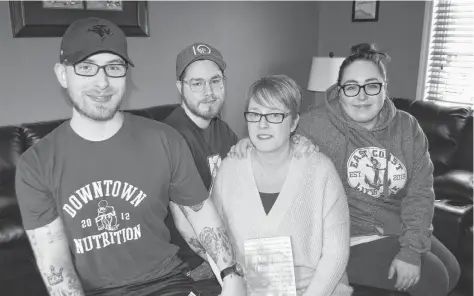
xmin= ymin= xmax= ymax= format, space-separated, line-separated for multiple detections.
xmin=433 ymin=199 xmax=473 ymax=256
xmin=434 ymin=170 xmax=473 ymax=204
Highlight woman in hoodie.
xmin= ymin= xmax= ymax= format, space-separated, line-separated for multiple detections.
xmin=295 ymin=43 xmax=460 ymax=296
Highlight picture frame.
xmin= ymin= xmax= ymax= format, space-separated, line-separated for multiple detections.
xmin=9 ymin=1 xmax=149 ymax=38
xmin=352 ymin=0 xmax=380 ymax=22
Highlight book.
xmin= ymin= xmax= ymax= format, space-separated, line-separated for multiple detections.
xmin=244 ymin=236 xmax=297 ymax=296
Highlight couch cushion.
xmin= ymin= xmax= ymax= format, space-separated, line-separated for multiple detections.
xmin=126 ymin=104 xmax=179 ymax=122
xmin=0 ymin=126 xmax=23 ymax=198
xmin=392 ymin=98 xmax=472 ymax=176
xmin=452 ymin=115 xmax=473 ymax=172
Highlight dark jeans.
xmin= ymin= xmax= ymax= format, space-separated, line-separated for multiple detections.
xmin=347 ymin=236 xmax=460 ymax=296
xmin=87 ymin=266 xmax=221 ymax=296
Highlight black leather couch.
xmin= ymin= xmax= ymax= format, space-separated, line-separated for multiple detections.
xmin=0 ymin=98 xmax=472 ymax=296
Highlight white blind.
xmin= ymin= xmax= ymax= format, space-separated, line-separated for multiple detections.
xmin=425 ymin=0 xmax=474 ymax=106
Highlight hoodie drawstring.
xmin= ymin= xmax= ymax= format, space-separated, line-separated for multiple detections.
xmin=383 ymin=126 xmax=391 ymax=199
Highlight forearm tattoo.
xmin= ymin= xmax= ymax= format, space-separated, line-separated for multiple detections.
xmin=43 ymin=265 xmax=83 ymax=296
xmin=178 ymin=205 xmax=189 ymax=218
xmin=188 ymin=237 xmax=207 ymax=257
xmin=199 ymin=226 xmax=234 ymax=265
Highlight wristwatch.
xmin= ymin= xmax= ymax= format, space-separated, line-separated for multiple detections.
xmin=220 ymin=263 xmax=244 ymax=280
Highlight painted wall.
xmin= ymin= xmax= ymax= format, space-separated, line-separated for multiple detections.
xmin=0 ymin=1 xmax=319 ymax=137
xmin=317 ymin=1 xmax=426 ymax=99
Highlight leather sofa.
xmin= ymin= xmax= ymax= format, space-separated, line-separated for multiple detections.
xmin=0 ymin=98 xmax=472 ymax=296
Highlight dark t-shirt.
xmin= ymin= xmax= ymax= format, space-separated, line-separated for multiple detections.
xmin=164 ymin=106 xmax=239 ymax=269
xmin=258 ymin=192 xmax=279 ymax=215
xmin=15 ymin=113 xmax=208 ymax=293
xmin=164 ymin=106 xmax=239 ymax=191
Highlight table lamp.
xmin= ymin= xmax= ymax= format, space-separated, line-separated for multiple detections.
xmin=306 ymin=55 xmax=345 ymax=109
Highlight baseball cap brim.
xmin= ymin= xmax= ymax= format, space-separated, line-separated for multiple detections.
xmin=63 ymin=47 xmax=135 ymax=67
xmin=179 ymin=54 xmax=226 ymax=79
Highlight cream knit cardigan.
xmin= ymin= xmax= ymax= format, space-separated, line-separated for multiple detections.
xmin=211 ymin=152 xmax=353 ymax=296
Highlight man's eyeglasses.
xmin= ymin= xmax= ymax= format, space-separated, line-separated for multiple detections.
xmin=74 ymin=62 xmax=128 ymax=78
xmin=244 ymin=112 xmax=290 ymax=124
xmin=182 ymin=77 xmax=226 ymax=93
xmin=339 ymin=82 xmax=385 ymax=97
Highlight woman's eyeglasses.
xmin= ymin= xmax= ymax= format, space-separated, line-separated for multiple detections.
xmin=244 ymin=112 xmax=290 ymax=124
xmin=339 ymin=82 xmax=386 ymax=97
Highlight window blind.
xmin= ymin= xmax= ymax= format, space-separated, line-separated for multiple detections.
xmin=425 ymin=0 xmax=474 ymax=106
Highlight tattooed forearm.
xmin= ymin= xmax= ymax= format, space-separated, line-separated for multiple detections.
xmin=178 ymin=205 xmax=189 ymax=218
xmin=42 ymin=265 xmax=84 ymax=296
xmin=198 ymin=226 xmax=235 ymax=265
xmin=26 ymin=218 xmax=85 ymax=296
xmin=188 ymin=237 xmax=207 ymax=257
xmin=217 ymin=226 xmax=234 ymax=262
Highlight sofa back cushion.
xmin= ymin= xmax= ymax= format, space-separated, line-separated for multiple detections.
xmin=21 ymin=104 xmax=180 ymax=152
xmin=452 ymin=115 xmax=473 ymax=172
xmin=0 ymin=126 xmax=23 ymax=198
xmin=392 ymin=98 xmax=473 ymax=175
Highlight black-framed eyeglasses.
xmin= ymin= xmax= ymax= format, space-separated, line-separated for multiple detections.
xmin=74 ymin=62 xmax=128 ymax=78
xmin=244 ymin=112 xmax=290 ymax=124
xmin=182 ymin=76 xmax=226 ymax=93
xmin=339 ymin=82 xmax=386 ymax=97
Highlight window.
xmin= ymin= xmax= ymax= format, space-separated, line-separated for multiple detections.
xmin=417 ymin=0 xmax=474 ymax=107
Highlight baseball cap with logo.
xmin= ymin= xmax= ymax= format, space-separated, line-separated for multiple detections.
xmin=176 ymin=43 xmax=226 ymax=80
xmin=60 ymin=17 xmax=134 ymax=66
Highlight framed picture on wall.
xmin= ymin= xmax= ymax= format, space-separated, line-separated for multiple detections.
xmin=9 ymin=0 xmax=149 ymax=37
xmin=352 ymin=0 xmax=380 ymax=22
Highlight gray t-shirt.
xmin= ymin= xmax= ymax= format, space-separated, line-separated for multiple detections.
xmin=15 ymin=113 xmax=208 ymax=292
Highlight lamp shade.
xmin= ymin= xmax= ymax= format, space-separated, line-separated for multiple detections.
xmin=307 ymin=57 xmax=345 ymax=91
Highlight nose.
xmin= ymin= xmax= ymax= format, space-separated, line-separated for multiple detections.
xmin=203 ymin=81 xmax=214 ymax=95
xmin=258 ymin=116 xmax=269 ymax=128
xmin=357 ymin=87 xmax=369 ymax=101
xmin=94 ymin=68 xmax=110 ymax=90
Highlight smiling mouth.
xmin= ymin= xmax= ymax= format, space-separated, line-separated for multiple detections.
xmin=88 ymin=95 xmax=113 ymax=103
xmin=257 ymin=134 xmax=272 ymax=140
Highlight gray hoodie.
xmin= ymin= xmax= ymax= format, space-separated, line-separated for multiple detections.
xmin=298 ymin=94 xmax=435 ymax=266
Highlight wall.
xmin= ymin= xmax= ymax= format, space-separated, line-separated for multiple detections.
xmin=0 ymin=1 xmax=319 ymax=138
xmin=317 ymin=1 xmax=426 ymax=99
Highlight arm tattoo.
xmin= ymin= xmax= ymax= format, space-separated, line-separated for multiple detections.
xmin=198 ymin=226 xmax=234 ymax=265
xmin=188 ymin=237 xmax=207 ymax=256
xmin=178 ymin=205 xmax=189 ymax=218
xmin=43 ymin=265 xmax=64 ymax=286
xmin=217 ymin=226 xmax=233 ymax=261
xmin=199 ymin=227 xmax=219 ymax=263
xmin=190 ymin=201 xmax=204 ymax=212
xmin=42 ymin=265 xmax=83 ymax=296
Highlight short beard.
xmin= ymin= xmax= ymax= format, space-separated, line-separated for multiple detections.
xmin=68 ymin=96 xmax=121 ymax=122
xmin=181 ymin=94 xmax=223 ymax=120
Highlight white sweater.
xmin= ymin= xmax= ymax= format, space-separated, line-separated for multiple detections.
xmin=211 ymin=152 xmax=353 ymax=296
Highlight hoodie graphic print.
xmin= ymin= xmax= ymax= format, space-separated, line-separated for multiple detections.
xmin=298 ymin=94 xmax=435 ymax=266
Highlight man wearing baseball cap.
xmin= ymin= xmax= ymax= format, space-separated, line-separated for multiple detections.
xmin=164 ymin=42 xmax=239 ymax=282
xmin=164 ymin=42 xmax=316 ymax=283
xmin=15 ymin=19 xmax=244 ymax=296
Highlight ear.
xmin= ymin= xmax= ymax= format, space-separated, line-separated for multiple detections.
xmin=176 ymin=80 xmax=183 ymax=95
xmin=290 ymin=113 xmax=300 ymax=133
xmin=54 ymin=63 xmax=68 ymax=89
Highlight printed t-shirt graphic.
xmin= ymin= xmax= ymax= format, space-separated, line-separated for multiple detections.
xmin=347 ymin=147 xmax=407 ymax=198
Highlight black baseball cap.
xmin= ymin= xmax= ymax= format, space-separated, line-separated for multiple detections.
xmin=176 ymin=42 xmax=226 ymax=80
xmin=60 ymin=17 xmax=134 ymax=66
